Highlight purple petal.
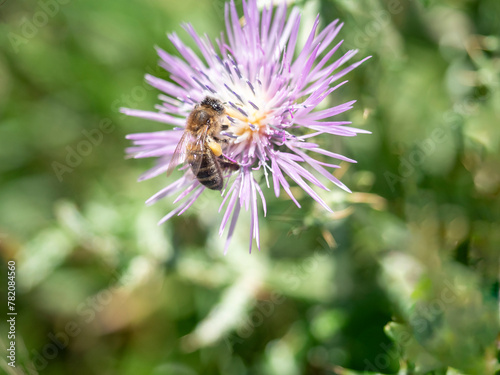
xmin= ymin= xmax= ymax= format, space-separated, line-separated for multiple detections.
xmin=121 ymin=108 xmax=186 ymax=126
xmin=223 ymin=203 xmax=241 ymax=255
xmin=146 ymin=175 xmax=193 ymax=205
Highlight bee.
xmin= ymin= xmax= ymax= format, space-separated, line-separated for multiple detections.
xmin=168 ymin=96 xmax=239 ymax=191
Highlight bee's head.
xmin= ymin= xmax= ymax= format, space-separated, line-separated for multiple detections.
xmin=200 ymin=96 xmax=225 ymax=114
xmin=191 ymin=110 xmax=210 ymax=129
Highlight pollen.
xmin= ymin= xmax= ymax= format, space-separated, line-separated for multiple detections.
xmin=208 ymin=140 xmax=223 ymax=156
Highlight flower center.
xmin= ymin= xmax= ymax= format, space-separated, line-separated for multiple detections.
xmin=226 ymin=108 xmax=269 ymax=144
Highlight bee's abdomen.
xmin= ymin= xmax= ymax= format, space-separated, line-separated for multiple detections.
xmin=194 ymin=151 xmax=223 ymax=191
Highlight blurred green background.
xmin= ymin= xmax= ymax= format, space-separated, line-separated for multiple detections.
xmin=0 ymin=0 xmax=499 ymax=374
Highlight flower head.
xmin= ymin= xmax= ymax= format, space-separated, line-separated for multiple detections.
xmin=122 ymin=0 xmax=370 ymax=252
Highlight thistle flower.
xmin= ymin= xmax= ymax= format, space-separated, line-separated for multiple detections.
xmin=122 ymin=0 xmax=370 ymax=252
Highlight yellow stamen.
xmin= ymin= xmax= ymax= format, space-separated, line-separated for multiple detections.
xmin=225 ymin=107 xmax=270 ymax=141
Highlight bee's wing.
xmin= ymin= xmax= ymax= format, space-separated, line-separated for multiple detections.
xmin=167 ymin=131 xmax=191 ymax=176
xmin=166 ymin=126 xmax=209 ymax=177
xmin=189 ymin=125 xmax=209 ymax=176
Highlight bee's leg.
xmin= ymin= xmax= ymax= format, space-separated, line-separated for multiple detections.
xmin=213 ymin=132 xmax=233 ymax=142
xmin=218 ymin=154 xmax=239 ymax=171
xmin=219 ymin=160 xmax=240 ymax=171
xmin=220 ymin=153 xmax=238 ymax=164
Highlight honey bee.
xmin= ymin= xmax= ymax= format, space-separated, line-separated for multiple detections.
xmin=168 ymin=96 xmax=239 ymax=191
